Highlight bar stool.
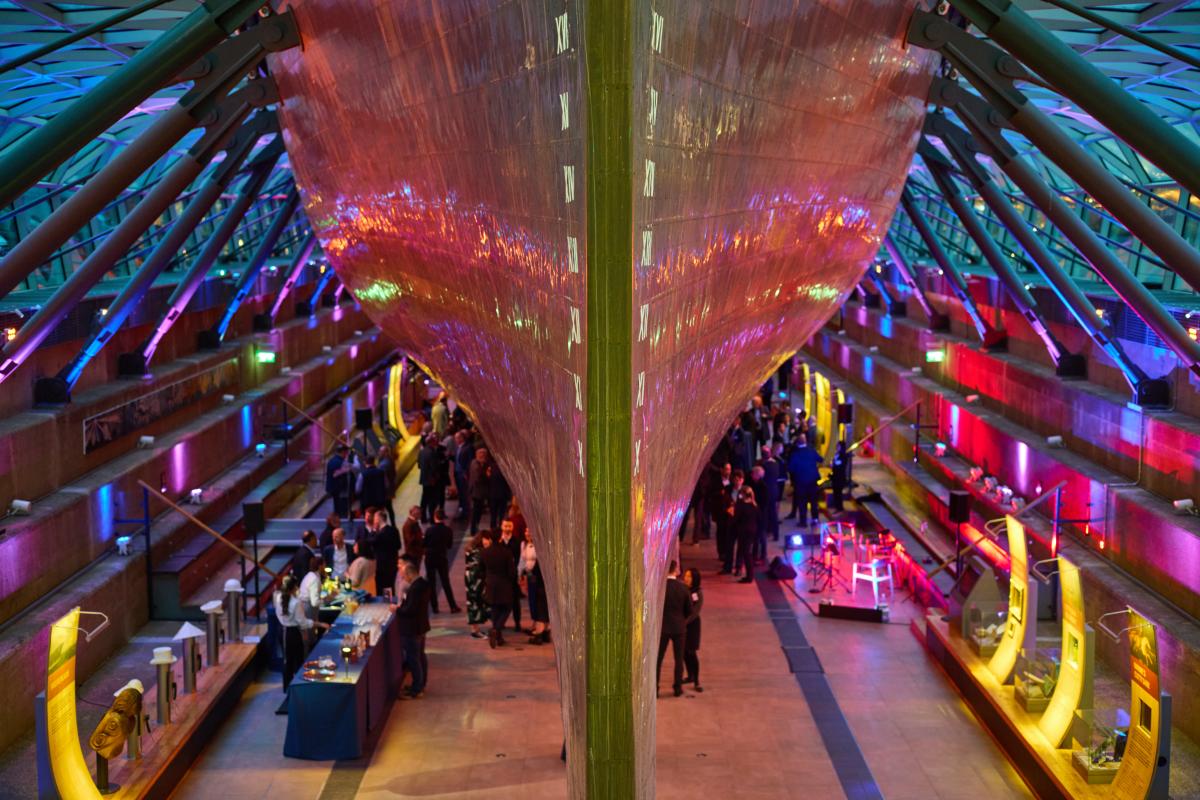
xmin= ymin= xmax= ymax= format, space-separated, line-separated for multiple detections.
xmin=823 ymin=521 xmax=855 ymax=555
xmin=852 ymin=559 xmax=894 ymax=605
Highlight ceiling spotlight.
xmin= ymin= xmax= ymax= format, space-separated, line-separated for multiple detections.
xmin=1173 ymin=498 xmax=1194 ymax=513
xmin=1046 ymin=435 xmax=1063 ymax=447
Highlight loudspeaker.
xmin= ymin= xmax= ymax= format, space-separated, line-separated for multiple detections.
xmin=767 ymin=556 xmax=797 ymax=580
xmin=196 ymin=329 xmax=221 ymax=350
xmin=817 ymin=602 xmax=884 ymax=623
xmin=837 ymin=402 xmax=854 ymax=424
xmin=948 ymin=490 xmax=971 ymax=524
xmin=242 ymin=501 xmax=264 ymax=535
xmin=355 ymin=409 xmax=373 ymax=431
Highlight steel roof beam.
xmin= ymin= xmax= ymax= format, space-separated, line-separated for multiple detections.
xmin=0 ymin=1 xmax=284 ymax=208
xmin=943 ymin=0 xmax=1200 ymax=196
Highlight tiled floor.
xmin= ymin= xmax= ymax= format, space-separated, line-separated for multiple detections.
xmin=170 ymin=471 xmax=1030 ymax=799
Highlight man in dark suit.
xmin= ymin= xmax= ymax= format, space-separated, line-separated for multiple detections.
xmin=393 ymin=560 xmax=431 ymax=697
xmin=401 ymin=505 xmax=425 ymax=572
xmin=371 ymin=509 xmax=402 ymax=600
xmin=291 ymin=530 xmax=320 ymax=577
xmin=498 ymin=518 xmax=524 ymax=632
xmin=357 ymin=455 xmax=389 ymax=515
xmin=657 ymin=560 xmax=693 ymax=697
xmin=423 ymin=508 xmax=459 ymax=613
xmin=480 ymin=531 xmax=516 ymax=648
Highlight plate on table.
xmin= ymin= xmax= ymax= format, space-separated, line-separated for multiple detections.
xmin=302 ymin=669 xmax=337 ymax=681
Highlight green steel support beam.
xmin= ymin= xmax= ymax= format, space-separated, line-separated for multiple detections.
xmin=900 ymin=187 xmax=1002 ymax=347
xmin=585 ymin=0 xmax=634 ymax=796
xmin=948 ymin=0 xmax=1200 ymax=198
xmin=0 ymin=0 xmax=275 ymax=208
xmin=921 ymin=145 xmax=1075 ymax=370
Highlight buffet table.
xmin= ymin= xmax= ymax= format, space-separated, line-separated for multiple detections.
xmin=283 ymin=597 xmax=403 ymax=760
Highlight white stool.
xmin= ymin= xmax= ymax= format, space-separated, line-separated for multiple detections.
xmin=852 ymin=559 xmax=893 ymax=605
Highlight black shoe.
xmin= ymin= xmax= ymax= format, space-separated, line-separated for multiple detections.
xmin=488 ymin=629 xmax=497 ymax=649
xmin=673 ymin=686 xmax=683 ymax=697
xmin=450 ymin=606 xmax=462 ymax=613
xmin=694 ymin=684 xmax=704 ymax=693
xmin=529 ymin=634 xmax=542 ymax=645
xmin=717 ymin=569 xmax=731 ymax=575
xmin=431 ymin=607 xmax=440 ymax=614
xmin=738 ymin=577 xmax=753 ymax=584
xmin=471 ymin=631 xmax=487 ymax=639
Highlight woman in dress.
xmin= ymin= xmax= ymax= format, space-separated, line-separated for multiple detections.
xmin=520 ymin=530 xmax=550 ymax=644
xmin=464 ymin=531 xmax=490 ymax=638
xmin=682 ymin=567 xmax=704 ymax=692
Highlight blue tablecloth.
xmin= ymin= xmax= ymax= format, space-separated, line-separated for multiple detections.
xmin=283 ymin=599 xmax=401 ymax=760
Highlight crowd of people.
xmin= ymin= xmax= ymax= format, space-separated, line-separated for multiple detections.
xmin=276 ymin=398 xmax=555 ymax=700
xmin=281 ymin=379 xmax=849 ymax=707
xmin=677 ymin=393 xmax=851 ymax=585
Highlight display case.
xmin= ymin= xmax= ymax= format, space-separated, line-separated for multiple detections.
xmin=967 ymin=605 xmax=1007 ymax=657
xmin=1070 ymin=707 xmax=1130 ymax=784
xmin=1014 ymin=648 xmax=1060 ymax=712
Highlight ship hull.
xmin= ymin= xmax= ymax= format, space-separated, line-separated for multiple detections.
xmin=271 ymin=2 xmax=933 ymax=795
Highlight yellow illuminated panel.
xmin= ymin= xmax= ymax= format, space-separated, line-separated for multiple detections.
xmin=1112 ymin=609 xmax=1162 ymax=798
xmin=1037 ymin=558 xmax=1092 ymax=747
xmin=801 ymin=362 xmax=812 ymax=424
xmin=814 ymin=372 xmax=833 ymax=458
xmin=988 ymin=516 xmax=1031 ymax=683
xmin=46 ymin=608 xmax=102 ymax=799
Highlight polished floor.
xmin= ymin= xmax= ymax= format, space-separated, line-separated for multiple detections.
xmin=170 ymin=474 xmax=1030 ymax=800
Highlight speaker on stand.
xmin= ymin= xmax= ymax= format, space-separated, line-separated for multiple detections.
xmin=243 ymin=501 xmax=265 ymax=619
xmin=948 ymin=490 xmax=971 ymax=582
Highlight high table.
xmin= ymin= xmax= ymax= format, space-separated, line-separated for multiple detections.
xmin=284 ymin=598 xmax=404 ymax=760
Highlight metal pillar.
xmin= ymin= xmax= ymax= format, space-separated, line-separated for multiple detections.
xmin=2 ymin=102 xmax=255 ymax=397
xmin=909 ymin=12 xmax=1200 ymax=294
xmin=883 ymin=235 xmax=945 ymax=327
xmin=946 ymin=0 xmax=1200 ymax=198
xmin=260 ymin=233 xmax=318 ymax=329
xmin=303 ymin=267 xmax=337 ymax=316
xmin=0 ymin=13 xmax=298 ymax=299
xmin=900 ymin=187 xmax=1003 ymax=347
xmin=948 ymin=96 xmax=1200 ymax=391
xmin=926 ymin=112 xmax=1153 ymax=394
xmin=128 ymin=144 xmax=282 ymax=370
xmin=0 ymin=3 xmax=291 ymax=208
xmin=864 ymin=269 xmax=903 ymax=316
xmin=55 ymin=113 xmax=277 ymax=393
xmin=921 ymin=144 xmax=1077 ymax=373
xmin=209 ymin=188 xmax=301 ymax=343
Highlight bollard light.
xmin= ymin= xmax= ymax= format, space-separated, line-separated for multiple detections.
xmin=150 ymin=647 xmax=177 ymax=726
xmin=174 ymin=622 xmax=205 ymax=695
xmin=223 ymin=580 xmax=245 ymax=643
xmin=201 ymin=600 xmax=223 ymax=667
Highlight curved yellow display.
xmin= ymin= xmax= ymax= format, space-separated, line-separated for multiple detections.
xmin=1037 ymin=557 xmax=1093 ymax=747
xmin=988 ymin=516 xmax=1035 ymax=684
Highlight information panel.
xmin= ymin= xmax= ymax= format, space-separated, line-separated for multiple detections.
xmin=1112 ymin=609 xmax=1164 ymax=799
xmin=46 ymin=608 xmax=102 ymax=799
xmin=1037 ymin=557 xmax=1093 ymax=747
xmin=988 ymin=516 xmax=1035 ymax=684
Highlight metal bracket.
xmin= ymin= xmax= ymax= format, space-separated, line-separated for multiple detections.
xmin=175 ymin=9 xmax=301 ymax=89
xmin=1095 ymin=608 xmax=1154 ymax=642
